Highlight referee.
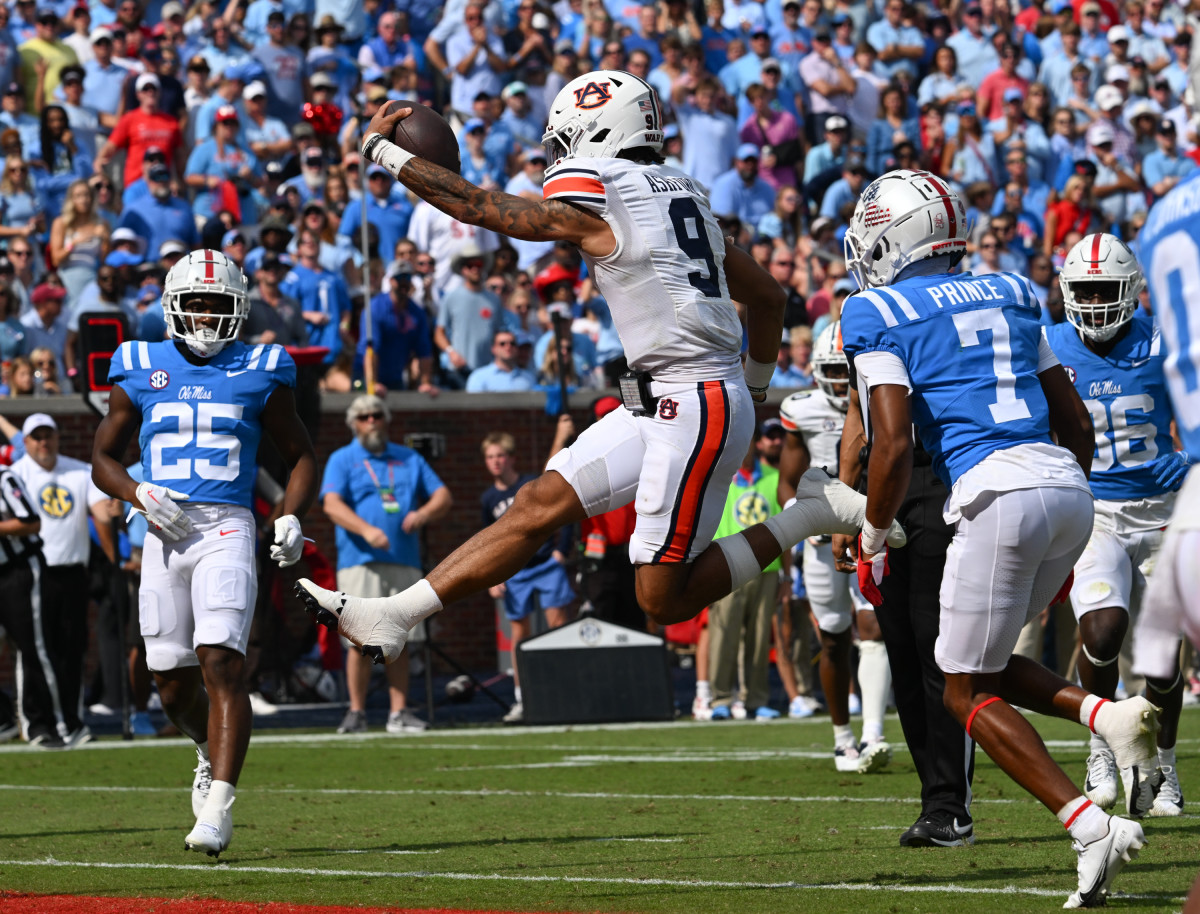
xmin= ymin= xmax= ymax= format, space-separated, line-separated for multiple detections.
xmin=832 ymin=388 xmax=976 ymax=847
xmin=0 ymin=462 xmax=63 ymax=748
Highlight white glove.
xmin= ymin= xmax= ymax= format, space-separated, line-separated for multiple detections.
xmin=134 ymin=482 xmax=193 ymax=542
xmin=270 ymin=514 xmax=304 ymax=567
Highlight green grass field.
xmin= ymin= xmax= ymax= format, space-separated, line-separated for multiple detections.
xmin=1 ymin=710 xmax=1196 ymax=913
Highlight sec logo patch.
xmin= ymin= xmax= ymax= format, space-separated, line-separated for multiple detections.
xmin=39 ymin=483 xmax=75 ymax=518
xmin=150 ymin=369 xmax=170 ymax=390
xmin=1064 ymin=366 xmax=1076 ymax=383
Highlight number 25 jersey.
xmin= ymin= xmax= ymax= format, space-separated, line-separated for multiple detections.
xmin=108 ymin=340 xmax=297 ymax=508
xmin=543 ymin=157 xmax=743 ymax=382
xmin=840 ymin=270 xmax=1055 ymax=488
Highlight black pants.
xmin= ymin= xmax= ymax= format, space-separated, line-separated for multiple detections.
xmin=874 ymin=464 xmax=975 ymax=820
xmin=0 ymin=554 xmax=60 ymax=739
xmin=88 ymin=549 xmax=134 ymax=712
xmin=39 ymin=562 xmax=90 ymax=734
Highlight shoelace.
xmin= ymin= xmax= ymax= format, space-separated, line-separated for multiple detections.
xmin=1156 ymin=766 xmax=1182 ymax=803
xmin=1086 ymin=751 xmax=1116 ymax=784
xmin=194 ymin=760 xmax=213 ymax=794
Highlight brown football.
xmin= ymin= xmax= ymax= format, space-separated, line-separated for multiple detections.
xmin=386 ymin=99 xmax=461 ymax=174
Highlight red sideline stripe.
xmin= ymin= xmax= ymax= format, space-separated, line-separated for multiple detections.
xmin=660 ymin=381 xmax=727 ymax=562
xmin=1088 ymin=697 xmax=1110 ymax=732
xmin=965 ymin=696 xmax=1003 ymax=739
xmin=543 ymin=176 xmax=604 ymax=198
xmin=1089 ymin=232 xmax=1102 ymax=265
xmin=0 ymin=895 xmax=548 ymax=914
xmin=1063 ymin=799 xmax=1093 ymax=830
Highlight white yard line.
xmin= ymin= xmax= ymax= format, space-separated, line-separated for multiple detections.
xmin=0 ymin=857 xmax=1183 ymax=903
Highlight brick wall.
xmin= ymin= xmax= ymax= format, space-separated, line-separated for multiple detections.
xmin=0 ymin=387 xmax=789 ymax=688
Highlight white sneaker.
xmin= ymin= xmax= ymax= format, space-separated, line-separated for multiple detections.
xmin=858 ymin=739 xmax=892 ymax=773
xmin=1083 ymin=748 xmax=1119 ymax=811
xmin=1119 ymin=764 xmax=1155 ymax=818
xmin=1063 ymin=817 xmax=1145 ymax=909
xmin=248 ymin=692 xmax=278 ymax=716
xmin=730 ymin=700 xmax=747 ymax=720
xmin=787 ymin=696 xmax=814 ymax=719
xmin=1148 ymin=766 xmax=1183 ymax=817
xmin=834 ymin=742 xmax=862 ymax=772
xmin=295 ymin=578 xmax=410 ymax=665
xmin=185 ymin=800 xmax=233 ymax=858
xmin=192 ymin=753 xmax=212 ymax=818
xmin=692 ymin=696 xmax=713 ymax=721
xmin=1094 ymin=697 xmax=1160 ymax=771
xmin=789 ymin=468 xmax=907 ymax=547
xmin=503 ymin=701 xmax=524 ymax=723
xmin=385 ymin=709 xmax=428 ymax=733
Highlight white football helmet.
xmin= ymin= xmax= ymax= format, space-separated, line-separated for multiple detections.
xmin=162 ymin=249 xmax=249 ymax=357
xmin=542 ymin=70 xmax=663 ymax=164
xmin=844 ymin=169 xmax=968 ymax=289
xmin=812 ymin=321 xmax=849 ymax=411
xmin=1060 ymin=233 xmax=1145 ymax=342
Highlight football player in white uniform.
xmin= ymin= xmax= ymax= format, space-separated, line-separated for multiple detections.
xmin=297 ymin=72 xmax=905 ymax=661
xmin=1046 ymin=234 xmax=1189 ymax=819
xmin=92 ymin=250 xmax=318 ymax=857
xmin=778 ymin=322 xmax=892 ymax=773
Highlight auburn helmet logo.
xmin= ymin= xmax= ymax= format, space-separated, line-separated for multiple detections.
xmin=573 ymin=81 xmax=613 ymax=109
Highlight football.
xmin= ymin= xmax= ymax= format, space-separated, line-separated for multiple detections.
xmin=386 ymin=99 xmax=461 ymax=174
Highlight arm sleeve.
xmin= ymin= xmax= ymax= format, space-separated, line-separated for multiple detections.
xmin=854 ymin=349 xmax=912 ymax=392
xmin=541 ymin=161 xmax=606 ymax=213
xmin=1037 ymin=327 xmax=1061 ymax=373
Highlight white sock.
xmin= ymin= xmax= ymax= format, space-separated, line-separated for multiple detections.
xmin=833 ymin=723 xmax=855 ymax=748
xmin=1058 ymin=796 xmax=1109 ymax=846
xmin=390 ymin=579 xmax=443 ymax=630
xmin=513 ymin=686 xmax=522 ymax=704
xmin=856 ymin=639 xmax=890 ymax=743
xmin=1079 ymin=695 xmax=1110 ymax=731
xmin=1159 ymin=744 xmax=1176 ymax=767
xmin=196 ymin=741 xmax=210 ymax=762
xmin=695 ymin=680 xmax=712 ymax=702
xmin=201 ymin=779 xmax=236 ymax=818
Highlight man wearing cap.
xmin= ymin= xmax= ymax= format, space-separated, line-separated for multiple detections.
xmin=1087 ymin=120 xmax=1139 ymax=227
xmin=864 ymin=0 xmax=922 ymax=80
xmin=199 ymin=21 xmax=250 ymax=82
xmin=358 ymin=265 xmax=437 ymax=392
xmin=194 ymin=68 xmax=247 ymax=145
xmin=802 ymin=114 xmax=848 ymax=206
xmin=96 ymin=71 xmax=184 ymax=187
xmin=185 ymin=105 xmax=262 ymax=222
xmin=0 ymin=80 xmax=38 ymax=152
xmin=251 ymin=10 xmax=304 ymax=126
xmin=118 ymin=160 xmax=197 ymax=259
xmin=358 ymin=11 xmax=417 ymax=71
xmin=56 ymin=64 xmax=102 ymax=157
xmin=17 ymin=8 xmax=77 ymax=101
xmin=1077 ymin=2 xmax=1110 ymax=67
xmin=502 ymin=148 xmax=554 ymax=271
xmin=818 ymin=155 xmax=868 ymax=220
xmin=1143 ymin=117 xmax=1196 ymax=200
xmin=710 ymin=143 xmax=778 ymax=228
xmin=337 ymin=164 xmax=413 ymax=266
xmin=433 ymin=243 xmax=502 ymax=386
xmin=242 ymin=80 xmax=291 ymax=161
xmin=20 ymin=283 xmax=69 ymax=377
xmin=245 ymin=253 xmax=308 ymax=347
xmin=946 ymin=4 xmax=999 ymax=87
xmin=1092 ymin=83 xmax=1135 ymax=159
xmin=466 ymin=328 xmax=537 ymax=392
xmin=772 ymin=0 xmax=812 ymax=66
xmin=243 ymin=216 xmax=293 ymax=276
xmin=11 ymin=413 xmax=116 ymax=748
xmin=720 ymin=26 xmax=775 ymax=101
xmin=798 ymin=25 xmax=855 ymax=137
xmin=1159 ymin=33 xmax=1190 ymax=100
xmin=499 ymin=81 xmax=542 ymax=150
xmin=83 ymin=27 xmax=130 ymax=117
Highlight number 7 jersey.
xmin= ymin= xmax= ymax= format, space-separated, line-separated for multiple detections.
xmin=108 ymin=340 xmax=297 ymax=508
xmin=543 ymin=157 xmax=743 ymax=382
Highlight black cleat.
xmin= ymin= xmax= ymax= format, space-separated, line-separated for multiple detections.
xmin=899 ymin=811 xmax=975 ymax=847
xmin=361 ymin=644 xmax=387 ymax=665
xmin=294 ymin=581 xmax=342 ymax=629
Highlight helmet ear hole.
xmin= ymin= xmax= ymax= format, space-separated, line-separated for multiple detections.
xmin=872 ymin=244 xmax=883 ymax=261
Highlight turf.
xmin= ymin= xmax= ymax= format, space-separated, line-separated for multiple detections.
xmin=0 ymin=710 xmax=1196 ymax=913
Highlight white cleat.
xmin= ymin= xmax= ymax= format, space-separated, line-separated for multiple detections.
xmin=294 ymin=578 xmax=409 ymax=665
xmin=790 ymin=469 xmax=907 ymax=547
xmin=857 ymin=739 xmax=892 ymax=773
xmin=185 ymin=801 xmax=233 ymax=858
xmin=1148 ymin=766 xmax=1183 ymax=817
xmin=191 ymin=753 xmax=212 ymax=818
xmin=1083 ymin=748 xmax=1119 ymax=811
xmin=834 ymin=742 xmax=862 ymax=772
xmin=1094 ymin=697 xmax=1160 ymax=772
xmin=1063 ymin=817 xmax=1145 ymax=909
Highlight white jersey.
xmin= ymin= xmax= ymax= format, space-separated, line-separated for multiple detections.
xmin=779 ymin=390 xmax=845 ymax=471
xmin=543 ymin=156 xmax=742 ymax=382
xmin=11 ymin=454 xmax=107 ymax=567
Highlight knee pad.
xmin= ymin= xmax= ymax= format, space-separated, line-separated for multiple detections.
xmin=1080 ymin=642 xmax=1119 ymax=668
xmin=145 ymin=642 xmax=198 ymax=672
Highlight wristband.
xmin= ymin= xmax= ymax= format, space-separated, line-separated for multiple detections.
xmin=361 ymin=132 xmax=386 ymax=161
xmin=860 ymin=518 xmax=889 ymax=556
xmin=744 ymin=356 xmax=775 ymax=393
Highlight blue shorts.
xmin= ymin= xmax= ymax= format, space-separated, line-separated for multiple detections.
xmin=504 ymin=556 xmax=575 ymax=621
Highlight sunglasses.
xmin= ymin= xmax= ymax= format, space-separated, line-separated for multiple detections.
xmin=415 ymin=258 xmax=433 ymax=266
xmin=355 ymin=412 xmax=385 ymax=421
xmin=495 ymin=339 xmax=517 ymax=347
xmin=980 ymin=243 xmax=997 ymax=249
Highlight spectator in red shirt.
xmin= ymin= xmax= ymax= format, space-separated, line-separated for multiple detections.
xmin=977 ymin=40 xmax=1030 ymax=121
xmin=94 ymin=72 xmax=184 ymax=187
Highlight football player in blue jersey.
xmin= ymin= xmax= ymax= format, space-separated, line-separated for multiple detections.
xmin=1046 ymin=233 xmax=1190 ymax=819
xmin=839 ymin=169 xmax=1161 ymax=909
xmin=91 ymin=249 xmax=319 ymax=858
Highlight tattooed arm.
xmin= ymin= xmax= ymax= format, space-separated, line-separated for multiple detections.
xmin=364 ymin=103 xmax=616 ymax=259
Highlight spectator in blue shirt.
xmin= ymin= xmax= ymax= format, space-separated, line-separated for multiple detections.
xmin=673 ymin=76 xmax=738 ymax=187
xmin=770 ymin=324 xmax=812 ymax=388
xmin=321 ymin=393 xmax=452 ymax=736
xmin=117 ymin=163 xmax=198 ymax=262
xmin=338 ymin=164 xmax=414 ymax=263
xmin=622 ymin=3 xmax=663 ymax=69
xmin=865 ymin=0 xmax=924 ymax=80
xmin=1142 ymin=118 xmax=1195 ymax=201
xmin=282 ymin=227 xmax=351 ymax=365
xmin=184 ymin=105 xmax=262 ymax=222
xmin=356 ymin=268 xmax=437 ymax=393
xmin=467 ymin=328 xmax=539 ymax=392
xmin=818 ymin=155 xmax=869 ymax=220
xmin=710 ymin=143 xmax=777 ymax=226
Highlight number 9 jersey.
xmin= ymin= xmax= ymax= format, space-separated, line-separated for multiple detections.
xmin=542 ymin=157 xmax=743 ymax=383
xmin=108 ymin=339 xmax=297 ymax=509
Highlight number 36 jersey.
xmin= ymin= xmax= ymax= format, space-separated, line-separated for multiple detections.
xmin=543 ymin=157 xmax=743 ymax=382
xmin=1045 ymin=316 xmax=1174 ymax=503
xmin=109 ymin=340 xmax=297 ymax=509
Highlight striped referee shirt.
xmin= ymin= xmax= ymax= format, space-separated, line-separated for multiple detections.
xmin=0 ymin=466 xmax=42 ymax=565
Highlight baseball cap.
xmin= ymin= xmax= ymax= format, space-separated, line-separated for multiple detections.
xmin=147 ymin=163 xmax=170 ymax=182
xmin=222 ymin=229 xmax=246 ymax=247
xmin=758 ymin=417 xmax=785 ymax=438
xmin=1095 ymin=84 xmax=1124 ymax=110
xmin=1107 ymin=25 xmax=1129 ymax=43
xmin=260 ymin=252 xmax=291 ymax=272
xmin=291 ymin=122 xmax=315 ymax=139
xmin=243 ymin=80 xmax=268 ymax=101
xmin=310 ymin=72 xmax=336 ymax=90
xmin=554 ymin=38 xmax=576 ymax=54
xmin=824 ymin=115 xmax=849 ymax=131
xmin=1158 ymin=117 xmax=1177 ymax=134
xmin=663 ymin=123 xmax=679 ymax=140
xmin=1050 ymin=0 xmax=1072 ymax=11
xmin=111 ymin=226 xmax=145 ymax=251
xmin=143 ymin=145 xmax=165 ymax=162
xmin=813 ymin=27 xmax=832 ymax=41
xmin=1073 ymin=158 xmax=1098 ymax=177
xmin=214 ymin=104 xmax=239 ymax=123
xmin=760 ymin=57 xmax=781 ymax=73
xmin=162 ymin=0 xmax=184 ymax=17
xmin=522 ymin=147 xmax=547 ymax=163
xmin=750 ymin=25 xmax=770 ymax=37
xmin=1080 ymin=1 xmax=1101 ymax=12
xmin=158 ymin=239 xmax=188 ymax=257
xmin=21 ymin=413 xmax=56 ymax=436
xmin=366 ymin=163 xmax=389 ymax=178
xmin=1105 ymin=64 xmax=1130 ymax=83
xmin=502 ymin=81 xmax=528 ymax=100
xmin=1003 ymin=87 xmax=1024 ymax=103
xmin=29 ymin=284 xmax=65 ymax=306
xmin=463 ymin=117 xmax=487 ymax=133
xmin=963 ymin=2 xmax=982 ymax=13
xmin=844 ymin=155 xmax=869 ymax=174
xmin=834 ymin=278 xmax=858 ymax=294
xmin=302 ymin=198 xmax=326 ymax=213
xmin=1087 ymin=120 xmax=1115 ymax=145
xmin=810 ymin=216 xmax=834 ymax=235
xmin=36 ymin=9 xmax=58 ymax=23
xmin=89 ymin=26 xmax=113 ymax=42
xmin=303 ymin=147 xmax=324 ymax=166
xmin=135 ymin=72 xmax=160 ymax=92
xmin=736 ymin=142 xmax=760 ymax=160
xmin=61 ymin=66 xmax=84 ymax=85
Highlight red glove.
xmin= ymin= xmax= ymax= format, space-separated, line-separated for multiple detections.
xmin=856 ymin=534 xmax=889 ymax=607
xmin=1051 ymin=570 xmax=1074 ymax=606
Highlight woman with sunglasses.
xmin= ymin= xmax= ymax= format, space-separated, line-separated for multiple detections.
xmin=49 ymin=178 xmax=109 ymax=305
xmin=0 ymin=155 xmax=46 ymax=247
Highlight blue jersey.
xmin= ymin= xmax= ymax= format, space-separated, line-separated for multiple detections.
xmin=108 ymin=340 xmax=297 ymax=508
xmin=1045 ymin=317 xmax=1173 ymax=501
xmin=1140 ymin=169 xmax=1200 ymax=455
xmin=281 ymin=263 xmax=350 ymax=364
xmin=841 ymin=271 xmax=1052 ymax=488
